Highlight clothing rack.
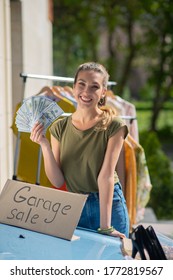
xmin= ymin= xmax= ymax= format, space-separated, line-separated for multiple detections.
xmin=19 ymin=73 xmax=136 ymax=120
xmin=20 ymin=73 xmax=117 ymax=86
xmin=13 ymin=73 xmax=134 ymax=185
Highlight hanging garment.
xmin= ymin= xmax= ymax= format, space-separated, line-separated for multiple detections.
xmin=106 ymin=94 xmax=139 ymax=195
xmin=124 ymin=137 xmax=137 ymax=228
xmin=132 ymin=140 xmax=152 ymax=223
xmin=53 ymin=85 xmax=77 ymax=107
xmin=106 ymin=95 xmax=139 ymax=142
xmin=124 ymin=135 xmax=152 ymax=225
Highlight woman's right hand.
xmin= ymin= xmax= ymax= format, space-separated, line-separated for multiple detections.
xmin=30 ymin=122 xmax=48 ymax=146
xmin=30 ymin=122 xmax=65 ymax=187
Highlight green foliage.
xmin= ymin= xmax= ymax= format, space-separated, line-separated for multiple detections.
xmin=53 ymin=0 xmax=173 ymax=130
xmin=53 ymin=0 xmax=102 ymax=76
xmin=135 ymin=101 xmax=173 ymax=132
xmin=157 ymin=125 xmax=173 ymax=141
xmin=140 ymin=130 xmax=173 ymax=219
xmin=139 ymin=84 xmax=155 ymax=101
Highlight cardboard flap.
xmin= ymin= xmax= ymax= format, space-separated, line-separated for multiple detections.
xmin=0 ymin=179 xmax=88 ymax=240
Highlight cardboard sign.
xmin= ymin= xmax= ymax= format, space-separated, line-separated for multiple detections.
xmin=0 ymin=179 xmax=88 ymax=240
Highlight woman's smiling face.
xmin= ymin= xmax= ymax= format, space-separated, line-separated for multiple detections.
xmin=73 ymin=70 xmax=106 ymax=108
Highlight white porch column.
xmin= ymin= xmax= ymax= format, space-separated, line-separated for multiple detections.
xmin=0 ymin=0 xmax=13 ymax=191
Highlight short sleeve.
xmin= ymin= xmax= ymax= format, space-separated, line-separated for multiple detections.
xmin=49 ymin=118 xmax=64 ymax=141
xmin=108 ymin=117 xmax=128 ymax=139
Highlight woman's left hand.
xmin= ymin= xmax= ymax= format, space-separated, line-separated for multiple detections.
xmin=108 ymin=229 xmax=126 ymax=239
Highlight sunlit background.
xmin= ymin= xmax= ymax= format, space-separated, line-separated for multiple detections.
xmin=1 ymin=0 xmax=173 ymax=227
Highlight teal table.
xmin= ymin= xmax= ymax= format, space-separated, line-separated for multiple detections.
xmin=0 ymin=223 xmax=125 ymax=260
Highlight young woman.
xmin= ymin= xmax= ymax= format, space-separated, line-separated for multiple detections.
xmin=30 ymin=62 xmax=129 ymax=238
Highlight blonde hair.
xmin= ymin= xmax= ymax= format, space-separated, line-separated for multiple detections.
xmin=74 ymin=62 xmax=109 ymax=88
xmin=74 ymin=62 xmax=117 ymax=130
xmin=95 ymin=106 xmax=117 ymax=131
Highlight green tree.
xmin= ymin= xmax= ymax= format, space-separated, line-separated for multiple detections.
xmin=140 ymin=131 xmax=173 ymax=219
xmin=140 ymin=0 xmax=173 ymax=130
xmin=53 ymin=0 xmax=100 ymax=76
xmin=53 ymin=0 xmax=173 ymax=130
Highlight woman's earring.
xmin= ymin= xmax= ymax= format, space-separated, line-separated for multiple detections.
xmin=98 ymin=96 xmax=106 ymax=106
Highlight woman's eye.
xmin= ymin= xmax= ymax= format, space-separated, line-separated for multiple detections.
xmin=92 ymin=85 xmax=99 ymax=89
xmin=78 ymin=82 xmax=85 ymax=87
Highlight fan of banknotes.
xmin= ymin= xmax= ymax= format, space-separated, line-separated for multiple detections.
xmin=15 ymin=95 xmax=64 ymax=133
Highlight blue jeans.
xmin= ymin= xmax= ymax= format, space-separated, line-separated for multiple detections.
xmin=78 ymin=182 xmax=129 ymax=237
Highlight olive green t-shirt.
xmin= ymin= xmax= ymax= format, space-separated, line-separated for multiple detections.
xmin=50 ymin=116 xmax=128 ymax=193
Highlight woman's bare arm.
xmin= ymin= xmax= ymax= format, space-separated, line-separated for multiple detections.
xmin=97 ymin=127 xmax=126 ymax=238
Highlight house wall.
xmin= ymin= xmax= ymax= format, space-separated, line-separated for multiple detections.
xmin=0 ymin=0 xmax=53 ymax=190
